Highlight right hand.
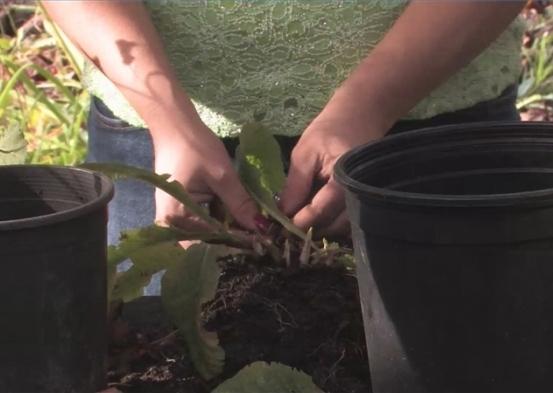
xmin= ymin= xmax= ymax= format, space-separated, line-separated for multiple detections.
xmin=152 ymin=120 xmax=262 ymax=232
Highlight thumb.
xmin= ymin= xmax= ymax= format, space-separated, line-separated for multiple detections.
xmin=208 ymin=167 xmax=260 ymax=231
xmin=279 ymin=151 xmax=316 ymax=216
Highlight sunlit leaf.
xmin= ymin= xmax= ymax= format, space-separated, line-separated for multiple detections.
xmin=237 ymin=123 xmax=307 ymax=240
xmin=238 ymin=123 xmax=285 ymax=195
xmin=212 ymin=361 xmax=324 ymax=393
xmin=111 ymin=241 xmax=184 ymax=303
xmin=108 ymin=225 xmax=191 ymax=302
xmin=108 ymin=225 xmax=239 ymax=302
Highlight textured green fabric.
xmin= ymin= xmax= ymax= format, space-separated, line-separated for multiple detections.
xmin=83 ymin=0 xmax=524 ymax=137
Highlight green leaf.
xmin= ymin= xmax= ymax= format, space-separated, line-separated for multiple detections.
xmin=237 ymin=123 xmax=307 ymax=240
xmin=81 ymin=163 xmax=221 ymax=229
xmin=112 ymin=241 xmax=185 ymax=302
xmin=29 ymin=62 xmax=78 ymax=105
xmin=1 ymin=59 xmax=70 ymax=125
xmin=106 ymin=252 xmax=118 ymax=304
xmin=0 ymin=63 xmax=31 ymax=114
xmin=0 ymin=37 xmax=12 ymax=51
xmin=0 ymin=120 xmax=26 ymax=165
xmin=239 ymin=123 xmax=285 ymax=195
xmin=108 ymin=225 xmax=234 ymax=302
xmin=161 ymin=243 xmax=225 ymax=380
xmin=212 ymin=361 xmax=324 ymax=393
xmin=110 ymin=223 xmax=244 ymax=263
xmin=517 ymin=77 xmax=534 ymax=98
xmin=109 ymin=225 xmax=199 ymax=266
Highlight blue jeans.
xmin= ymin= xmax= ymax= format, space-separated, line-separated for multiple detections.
xmin=87 ymin=86 xmax=520 ymax=295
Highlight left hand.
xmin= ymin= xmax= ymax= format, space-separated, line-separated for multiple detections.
xmin=277 ymin=0 xmax=525 ymax=240
xmin=279 ymin=101 xmax=389 ymax=238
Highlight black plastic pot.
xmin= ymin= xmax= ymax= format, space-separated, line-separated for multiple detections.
xmin=335 ymin=122 xmax=553 ymax=393
xmin=0 ymin=165 xmax=114 ymax=393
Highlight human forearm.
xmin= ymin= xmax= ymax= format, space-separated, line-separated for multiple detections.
xmin=281 ymin=0 xmax=525 ymax=234
xmin=42 ymin=1 xmax=262 ymax=231
xmin=41 ymin=1 xmax=201 ymax=144
xmin=324 ymin=0 xmax=525 ymax=133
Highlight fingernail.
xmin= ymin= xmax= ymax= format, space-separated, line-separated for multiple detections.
xmin=254 ymin=214 xmax=271 ymax=233
xmin=274 ymin=193 xmax=287 ymax=213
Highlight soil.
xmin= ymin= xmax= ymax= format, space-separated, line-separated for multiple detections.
xmin=107 ymin=257 xmax=371 ymax=393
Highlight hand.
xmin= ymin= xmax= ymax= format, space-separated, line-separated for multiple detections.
xmin=280 ymin=99 xmax=389 ymax=238
xmin=153 ymin=120 xmax=261 ymax=232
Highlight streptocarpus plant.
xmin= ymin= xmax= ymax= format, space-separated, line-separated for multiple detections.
xmin=81 ymin=123 xmax=352 ymax=388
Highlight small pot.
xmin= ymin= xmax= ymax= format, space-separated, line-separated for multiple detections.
xmin=0 ymin=165 xmax=113 ymax=393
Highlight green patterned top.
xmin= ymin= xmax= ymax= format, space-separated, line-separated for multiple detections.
xmin=83 ymin=1 xmax=524 ymax=137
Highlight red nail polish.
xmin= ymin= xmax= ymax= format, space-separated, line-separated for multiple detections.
xmin=254 ymin=214 xmax=271 ymax=233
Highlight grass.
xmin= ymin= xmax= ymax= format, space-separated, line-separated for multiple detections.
xmin=0 ymin=2 xmax=88 ymax=165
xmin=0 ymin=1 xmax=552 ymax=166
xmin=518 ymin=1 xmax=553 ymax=120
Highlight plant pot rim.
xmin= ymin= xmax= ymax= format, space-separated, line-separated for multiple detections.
xmin=0 ymin=165 xmax=114 ymax=231
xmin=335 ymin=121 xmax=553 ymax=209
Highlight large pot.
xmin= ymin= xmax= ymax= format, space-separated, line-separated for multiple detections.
xmin=335 ymin=122 xmax=553 ymax=393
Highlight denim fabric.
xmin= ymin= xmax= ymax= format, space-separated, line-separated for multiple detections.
xmin=87 ymin=85 xmax=519 ymax=295
xmin=87 ymin=98 xmax=155 ymax=246
xmin=86 ymin=98 xmax=161 ymax=294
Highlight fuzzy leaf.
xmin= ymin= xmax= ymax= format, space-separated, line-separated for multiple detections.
xmin=237 ymin=124 xmax=307 ymax=240
xmin=0 ymin=120 xmax=26 ymax=165
xmin=112 ymin=241 xmax=185 ymax=303
xmin=239 ymin=123 xmax=285 ymax=194
xmin=80 ymin=163 xmax=220 ymax=228
xmin=108 ymin=226 xmax=181 ymax=267
xmin=108 ymin=225 xmax=209 ymax=302
xmin=161 ymin=244 xmax=225 ymax=380
xmin=107 ymin=224 xmax=248 ymax=303
xmin=108 ymin=225 xmax=233 ymax=266
xmin=212 ymin=361 xmax=324 ymax=393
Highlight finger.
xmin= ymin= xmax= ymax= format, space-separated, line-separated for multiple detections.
xmin=316 ymin=210 xmax=351 ymax=239
xmin=155 ymin=188 xmax=213 ymax=229
xmin=291 ymin=179 xmax=345 ymax=231
xmin=280 ymin=149 xmax=316 ymax=216
xmin=208 ymin=167 xmax=259 ymax=231
xmin=178 ymin=239 xmax=201 ymax=249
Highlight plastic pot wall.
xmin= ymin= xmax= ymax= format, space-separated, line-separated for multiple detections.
xmin=0 ymin=166 xmax=113 ymax=393
xmin=335 ymin=122 xmax=553 ymax=393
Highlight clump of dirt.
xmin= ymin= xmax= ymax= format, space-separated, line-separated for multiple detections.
xmin=108 ymin=256 xmax=371 ymax=393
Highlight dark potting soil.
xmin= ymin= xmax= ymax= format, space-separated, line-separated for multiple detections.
xmin=108 ymin=257 xmax=370 ymax=393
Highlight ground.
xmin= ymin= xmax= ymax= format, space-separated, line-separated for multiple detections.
xmin=108 ymin=257 xmax=371 ymax=393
